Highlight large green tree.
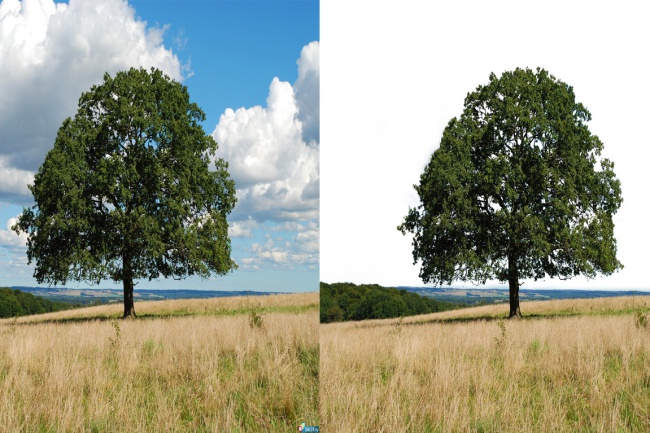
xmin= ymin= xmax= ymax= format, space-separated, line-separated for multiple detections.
xmin=398 ymin=68 xmax=622 ymax=318
xmin=14 ymin=67 xmax=237 ymax=318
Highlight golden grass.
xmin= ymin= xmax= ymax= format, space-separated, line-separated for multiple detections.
xmin=321 ymin=296 xmax=650 ymax=432
xmin=347 ymin=295 xmax=650 ymax=329
xmin=0 ymin=292 xmax=319 ymax=432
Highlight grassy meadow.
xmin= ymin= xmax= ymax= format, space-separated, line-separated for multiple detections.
xmin=0 ymin=292 xmax=319 ymax=432
xmin=321 ymin=296 xmax=650 ymax=433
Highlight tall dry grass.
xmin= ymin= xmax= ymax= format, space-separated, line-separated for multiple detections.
xmin=349 ymin=295 xmax=650 ymax=329
xmin=0 ymin=293 xmax=319 ymax=432
xmin=321 ymin=297 xmax=650 ymax=432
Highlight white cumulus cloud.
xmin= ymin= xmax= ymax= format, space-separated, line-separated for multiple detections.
xmin=0 ymin=157 xmax=33 ymax=202
xmin=0 ymin=216 xmax=27 ymax=248
xmin=0 ymin=0 xmax=183 ymax=202
xmin=241 ymin=236 xmax=318 ymax=271
xmin=212 ymin=41 xmax=319 ymax=225
xmin=294 ymin=41 xmax=319 ymax=146
xmin=296 ymin=230 xmax=319 ymax=254
xmin=227 ymin=217 xmax=259 ymax=238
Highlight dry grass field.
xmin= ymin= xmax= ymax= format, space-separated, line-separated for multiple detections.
xmin=321 ymin=296 xmax=650 ymax=433
xmin=0 ymin=292 xmax=319 ymax=432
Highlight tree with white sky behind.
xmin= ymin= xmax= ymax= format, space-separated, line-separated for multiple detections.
xmin=321 ymin=0 xmax=650 ymax=291
xmin=0 ymin=0 xmax=319 ymax=292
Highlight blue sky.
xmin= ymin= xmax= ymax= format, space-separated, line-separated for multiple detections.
xmin=130 ymin=0 xmax=317 ymax=129
xmin=0 ymin=0 xmax=319 ymax=292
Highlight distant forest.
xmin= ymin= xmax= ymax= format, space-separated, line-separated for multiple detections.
xmin=320 ymin=282 xmax=462 ymax=323
xmin=0 ymin=288 xmax=79 ymax=318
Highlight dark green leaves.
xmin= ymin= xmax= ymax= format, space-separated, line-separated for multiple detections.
xmin=14 ymin=67 xmax=237 ymax=286
xmin=398 ymin=67 xmax=622 ymax=287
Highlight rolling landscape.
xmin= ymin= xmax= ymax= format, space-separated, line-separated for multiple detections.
xmin=400 ymin=287 xmax=650 ymax=305
xmin=0 ymin=292 xmax=319 ymax=432
xmin=320 ymin=295 xmax=650 ymax=432
xmin=10 ymin=286 xmax=285 ymax=306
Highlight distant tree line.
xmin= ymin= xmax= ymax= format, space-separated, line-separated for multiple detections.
xmin=320 ymin=282 xmax=462 ymax=323
xmin=0 ymin=288 xmax=78 ymax=318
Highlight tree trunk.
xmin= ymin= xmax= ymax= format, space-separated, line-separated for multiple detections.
xmin=508 ymin=276 xmax=522 ymax=318
xmin=122 ymin=257 xmax=136 ymax=318
xmin=123 ymin=277 xmax=136 ymax=318
xmin=507 ymin=252 xmax=522 ymax=318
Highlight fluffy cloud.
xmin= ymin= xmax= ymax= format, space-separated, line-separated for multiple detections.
xmin=213 ymin=42 xmax=319 ymax=271
xmin=296 ymin=229 xmax=319 ymax=254
xmin=0 ymin=0 xmax=182 ymax=201
xmin=228 ymin=217 xmax=259 ymax=238
xmin=212 ymin=41 xmax=319 ymax=224
xmin=270 ymin=220 xmax=318 ymax=233
xmin=0 ymin=216 xmax=27 ymax=248
xmin=240 ymin=231 xmax=319 ymax=271
xmin=0 ymin=157 xmax=33 ymax=203
xmin=294 ymin=41 xmax=319 ymax=146
xmin=0 ymin=216 xmax=31 ymax=282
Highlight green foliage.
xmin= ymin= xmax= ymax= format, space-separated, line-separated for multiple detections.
xmin=399 ymin=67 xmax=622 ymax=316
xmin=0 ymin=288 xmax=77 ymax=318
xmin=13 ymin=67 xmax=237 ymax=316
xmin=320 ymin=282 xmax=461 ymax=323
xmin=109 ymin=319 xmax=121 ymax=348
xmin=296 ymin=344 xmax=319 ymax=380
xmin=248 ymin=308 xmax=264 ymax=329
xmin=494 ymin=319 xmax=507 ymax=349
xmin=634 ymin=311 xmax=648 ymax=329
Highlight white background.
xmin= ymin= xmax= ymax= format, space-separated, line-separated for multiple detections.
xmin=321 ymin=0 xmax=650 ymax=290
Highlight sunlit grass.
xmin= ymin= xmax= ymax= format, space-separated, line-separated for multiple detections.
xmin=321 ymin=295 xmax=650 ymax=432
xmin=344 ymin=295 xmax=650 ymax=329
xmin=0 ymin=292 xmax=319 ymax=432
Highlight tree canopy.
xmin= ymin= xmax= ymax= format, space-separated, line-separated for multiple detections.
xmin=14 ymin=67 xmax=237 ymax=318
xmin=398 ymin=68 xmax=622 ymax=318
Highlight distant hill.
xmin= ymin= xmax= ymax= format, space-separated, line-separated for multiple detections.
xmin=399 ymin=286 xmax=650 ymax=305
xmin=0 ymin=287 xmax=80 ymax=318
xmin=320 ymin=282 xmax=463 ymax=323
xmin=11 ymin=286 xmax=288 ymax=305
